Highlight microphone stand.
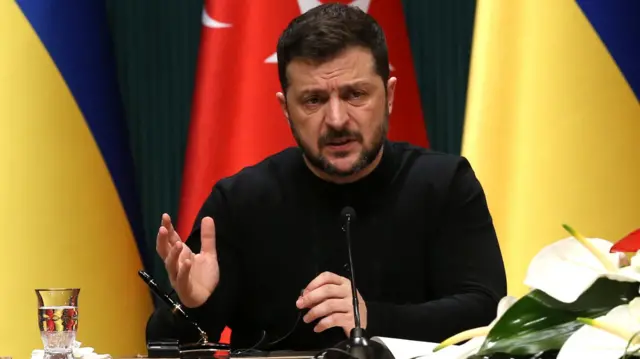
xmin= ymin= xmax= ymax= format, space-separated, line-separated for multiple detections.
xmin=323 ymin=208 xmax=395 ymax=359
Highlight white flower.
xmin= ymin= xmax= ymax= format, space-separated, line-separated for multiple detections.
xmin=429 ymin=296 xmax=517 ymax=359
xmin=524 ymin=236 xmax=640 ymax=303
xmin=557 ymin=297 xmax=640 ymax=359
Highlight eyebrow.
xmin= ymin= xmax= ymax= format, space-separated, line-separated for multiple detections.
xmin=298 ymin=80 xmax=373 ymax=95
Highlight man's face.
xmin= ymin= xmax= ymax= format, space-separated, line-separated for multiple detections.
xmin=277 ymin=46 xmax=396 ymax=178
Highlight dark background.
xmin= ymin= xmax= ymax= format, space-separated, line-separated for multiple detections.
xmin=105 ymin=0 xmax=477 ymax=296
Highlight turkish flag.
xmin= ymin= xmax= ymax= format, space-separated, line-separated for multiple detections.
xmin=178 ymin=0 xmax=428 ymax=344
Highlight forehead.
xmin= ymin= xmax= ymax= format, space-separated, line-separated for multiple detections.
xmin=285 ymin=47 xmax=380 ymax=90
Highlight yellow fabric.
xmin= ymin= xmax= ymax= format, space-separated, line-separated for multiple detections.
xmin=0 ymin=1 xmax=152 ymax=357
xmin=462 ymin=0 xmax=640 ymax=297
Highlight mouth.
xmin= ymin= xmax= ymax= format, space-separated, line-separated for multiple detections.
xmin=325 ymin=138 xmax=357 ymax=151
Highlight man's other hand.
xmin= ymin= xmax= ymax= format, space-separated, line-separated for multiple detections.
xmin=296 ymin=271 xmax=367 ymax=336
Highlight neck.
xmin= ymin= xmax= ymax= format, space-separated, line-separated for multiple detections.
xmin=304 ymin=146 xmax=384 ymax=184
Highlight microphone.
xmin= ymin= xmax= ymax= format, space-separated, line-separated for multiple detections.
xmin=323 ymin=207 xmax=395 ymax=359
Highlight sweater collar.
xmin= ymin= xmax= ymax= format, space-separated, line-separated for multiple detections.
xmin=300 ymin=139 xmax=398 ymax=193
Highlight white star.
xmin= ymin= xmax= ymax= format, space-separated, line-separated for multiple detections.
xmin=202 ymin=7 xmax=232 ymax=28
xmin=265 ymin=0 xmax=393 ymax=71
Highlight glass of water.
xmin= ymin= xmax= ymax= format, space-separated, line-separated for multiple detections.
xmin=36 ymin=288 xmax=80 ymax=359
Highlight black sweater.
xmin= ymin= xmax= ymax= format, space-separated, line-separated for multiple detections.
xmin=149 ymin=140 xmax=507 ymax=351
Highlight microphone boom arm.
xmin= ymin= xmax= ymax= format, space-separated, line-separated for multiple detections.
xmin=344 ymin=212 xmax=361 ymax=329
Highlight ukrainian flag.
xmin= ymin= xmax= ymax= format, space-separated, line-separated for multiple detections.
xmin=462 ymin=0 xmax=639 ymax=297
xmin=0 ymin=1 xmax=152 ymax=356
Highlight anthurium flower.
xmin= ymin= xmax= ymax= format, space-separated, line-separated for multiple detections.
xmin=523 ymin=224 xmax=640 ymax=304
xmin=556 ymin=297 xmax=640 ymax=359
xmin=430 ymin=296 xmax=517 ymax=358
xmin=611 ymin=229 xmax=640 ymax=269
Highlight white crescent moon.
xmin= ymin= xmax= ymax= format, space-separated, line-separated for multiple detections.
xmin=202 ymin=8 xmax=232 ymax=28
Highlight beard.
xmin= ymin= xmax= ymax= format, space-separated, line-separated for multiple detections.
xmin=290 ymin=107 xmax=389 ymax=178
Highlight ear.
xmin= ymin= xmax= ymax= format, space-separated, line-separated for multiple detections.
xmin=386 ymin=77 xmax=397 ymax=115
xmin=276 ymin=92 xmax=290 ymax=124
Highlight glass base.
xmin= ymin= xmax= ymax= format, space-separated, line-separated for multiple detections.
xmin=42 ymin=350 xmax=73 ymax=359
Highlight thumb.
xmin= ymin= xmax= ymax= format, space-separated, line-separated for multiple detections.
xmin=200 ymin=216 xmax=217 ymax=256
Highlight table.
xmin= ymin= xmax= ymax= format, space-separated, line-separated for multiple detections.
xmin=121 ymin=352 xmax=318 ymax=359
xmin=121 ymin=350 xmax=319 ymax=359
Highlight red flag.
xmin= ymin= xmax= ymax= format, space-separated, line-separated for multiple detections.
xmin=178 ymin=0 xmax=428 ymax=343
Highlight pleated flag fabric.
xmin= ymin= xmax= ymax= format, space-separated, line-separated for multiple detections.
xmin=0 ymin=0 xmax=152 ymax=356
xmin=461 ymin=0 xmax=639 ymax=297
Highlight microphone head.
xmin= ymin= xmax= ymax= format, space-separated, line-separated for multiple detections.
xmin=341 ymin=206 xmax=357 ymax=221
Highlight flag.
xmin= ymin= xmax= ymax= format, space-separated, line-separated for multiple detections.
xmin=0 ymin=0 xmax=153 ymax=356
xmin=178 ymin=0 xmax=428 ymax=343
xmin=461 ymin=0 xmax=640 ymax=298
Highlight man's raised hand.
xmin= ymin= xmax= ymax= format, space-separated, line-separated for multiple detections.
xmin=156 ymin=214 xmax=219 ymax=308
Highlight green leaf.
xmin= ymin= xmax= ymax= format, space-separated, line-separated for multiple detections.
xmin=476 ymin=278 xmax=640 ymax=356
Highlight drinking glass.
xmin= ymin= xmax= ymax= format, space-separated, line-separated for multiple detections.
xmin=36 ymin=288 xmax=80 ymax=359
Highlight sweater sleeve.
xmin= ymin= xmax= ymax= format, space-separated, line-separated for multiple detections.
xmin=178 ymin=184 xmax=241 ymax=343
xmin=365 ymin=157 xmax=507 ymax=343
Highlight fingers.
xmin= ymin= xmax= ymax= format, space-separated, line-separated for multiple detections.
xmin=297 ymin=272 xmax=364 ymax=335
xmin=200 ymin=217 xmax=217 ymax=256
xmin=313 ymin=313 xmax=351 ymax=333
xmin=177 ymin=241 xmax=193 ymax=264
xmin=297 ymin=283 xmax=346 ymax=309
xmin=303 ymin=271 xmax=347 ymax=295
xmin=175 ymin=256 xmax=193 ymax=294
xmin=164 ymin=241 xmax=182 ymax=283
xmin=156 ymin=226 xmax=171 ymax=260
xmin=161 ymin=213 xmax=176 ymax=240
xmin=303 ymin=298 xmax=350 ymax=324
xmin=164 ymin=240 xmax=194 ymax=283
xmin=156 ymin=213 xmax=178 ymax=260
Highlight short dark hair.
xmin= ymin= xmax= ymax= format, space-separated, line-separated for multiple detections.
xmin=276 ymin=3 xmax=390 ymax=94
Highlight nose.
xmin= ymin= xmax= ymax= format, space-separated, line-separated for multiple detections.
xmin=325 ymin=95 xmax=348 ymax=128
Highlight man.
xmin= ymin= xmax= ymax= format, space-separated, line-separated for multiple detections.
xmin=151 ymin=3 xmax=507 ymax=352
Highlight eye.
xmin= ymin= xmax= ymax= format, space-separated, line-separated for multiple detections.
xmin=349 ymin=90 xmax=366 ymax=100
xmin=305 ymin=97 xmax=320 ymax=105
